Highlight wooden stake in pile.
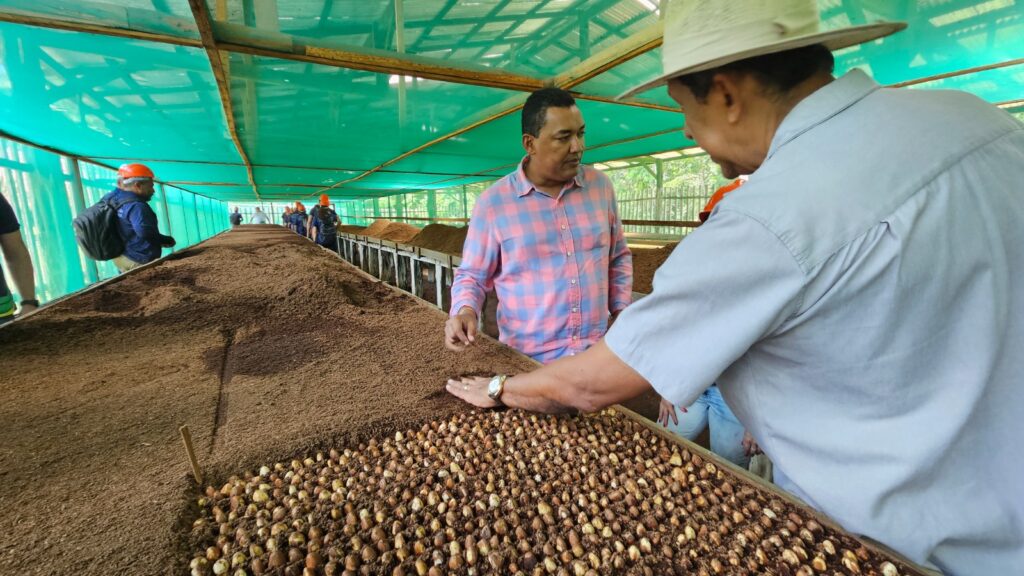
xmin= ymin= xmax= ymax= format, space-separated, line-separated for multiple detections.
xmin=188 ymin=410 xmax=915 ymax=576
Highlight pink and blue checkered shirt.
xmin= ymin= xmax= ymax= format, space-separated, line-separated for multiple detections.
xmin=451 ymin=159 xmax=632 ymax=363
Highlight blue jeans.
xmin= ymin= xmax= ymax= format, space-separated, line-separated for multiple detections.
xmin=666 ymin=384 xmax=750 ymax=469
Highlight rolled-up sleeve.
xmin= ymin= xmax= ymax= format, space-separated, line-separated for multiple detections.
xmin=607 ymin=186 xmax=632 ymax=313
xmin=450 ymin=197 xmax=500 ymax=317
xmin=604 ymin=210 xmax=806 ymax=408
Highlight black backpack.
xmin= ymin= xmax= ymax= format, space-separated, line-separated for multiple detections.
xmin=317 ymin=207 xmax=338 ymax=236
xmin=73 ymin=196 xmax=136 ymax=260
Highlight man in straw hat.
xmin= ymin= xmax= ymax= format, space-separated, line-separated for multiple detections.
xmin=447 ymin=1 xmax=1024 ymax=573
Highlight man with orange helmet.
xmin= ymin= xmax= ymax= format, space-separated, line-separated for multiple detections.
xmin=309 ymin=194 xmax=339 ymax=251
xmin=101 ymin=163 xmax=175 ymax=272
xmin=290 ymin=201 xmax=308 ymax=237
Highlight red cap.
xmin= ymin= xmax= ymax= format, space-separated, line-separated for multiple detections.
xmin=117 ymin=163 xmax=154 ymax=180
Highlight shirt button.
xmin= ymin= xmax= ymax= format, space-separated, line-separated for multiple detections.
xmin=570 ymin=279 xmax=576 ymax=284
xmin=561 ymin=225 xmax=567 ymax=230
xmin=572 ymin=307 xmax=578 ymax=313
xmin=572 ymin=335 xmax=578 ymax=340
xmin=567 ymin=251 xmax=573 ymax=256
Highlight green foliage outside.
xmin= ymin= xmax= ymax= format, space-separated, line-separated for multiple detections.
xmin=337 ymin=154 xmax=727 ymax=240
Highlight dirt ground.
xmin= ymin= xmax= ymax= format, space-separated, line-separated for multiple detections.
xmin=408 ymin=223 xmax=469 ymax=256
xmin=630 ymin=243 xmax=678 ymax=295
xmin=0 ymin=225 xmax=536 ymax=576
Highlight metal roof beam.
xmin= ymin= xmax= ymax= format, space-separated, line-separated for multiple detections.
xmin=187 ymin=0 xmax=260 ymax=201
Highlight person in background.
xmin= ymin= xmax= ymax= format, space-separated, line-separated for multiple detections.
xmin=290 ymin=202 xmax=308 ymax=238
xmin=0 ymin=193 xmax=37 ymax=324
xmin=282 ymin=207 xmax=292 ymax=230
xmin=229 ymin=206 xmax=243 ymax=227
xmin=446 ymin=0 xmax=1024 ymax=572
xmin=445 ymin=87 xmax=632 ymax=363
xmin=102 ymin=163 xmax=175 ymax=273
xmin=309 ymin=194 xmax=339 ymax=251
xmin=698 ymin=177 xmax=743 ymax=222
xmin=250 ymin=207 xmax=271 ymax=225
xmin=658 ymin=177 xmax=758 ymax=469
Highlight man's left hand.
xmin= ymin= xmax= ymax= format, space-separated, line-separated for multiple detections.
xmin=446 ymin=375 xmax=500 ymax=409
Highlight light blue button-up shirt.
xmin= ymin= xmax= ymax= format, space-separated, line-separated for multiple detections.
xmin=606 ymin=70 xmax=1024 ymax=575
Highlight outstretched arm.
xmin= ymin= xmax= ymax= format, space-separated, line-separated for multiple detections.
xmin=447 ymin=340 xmax=651 ymax=413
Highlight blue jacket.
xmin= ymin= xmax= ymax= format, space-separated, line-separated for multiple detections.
xmin=291 ymin=211 xmax=307 ymax=236
xmin=309 ymin=206 xmax=338 ymax=244
xmin=101 ymin=188 xmax=173 ymax=264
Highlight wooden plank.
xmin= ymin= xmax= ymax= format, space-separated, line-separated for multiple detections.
xmin=575 ymin=92 xmax=678 ymax=112
xmin=622 ymin=219 xmax=700 ymax=228
xmin=892 ymin=57 xmax=1024 ymax=87
xmin=0 ymin=9 xmax=202 ymax=48
xmin=186 ymin=0 xmax=260 ymax=202
xmin=555 ymin=22 xmax=663 ymax=89
xmin=365 ymin=215 xmax=469 ymax=224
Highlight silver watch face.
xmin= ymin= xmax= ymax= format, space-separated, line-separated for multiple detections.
xmin=487 ymin=376 xmax=501 ymax=399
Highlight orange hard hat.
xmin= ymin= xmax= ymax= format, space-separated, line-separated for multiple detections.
xmin=319 ymin=194 xmax=330 ymax=207
xmin=117 ymin=163 xmax=154 ymax=180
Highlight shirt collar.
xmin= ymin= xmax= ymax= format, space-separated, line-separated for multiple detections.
xmin=766 ymin=69 xmax=880 ymax=161
xmin=514 ymin=156 xmax=584 ymax=198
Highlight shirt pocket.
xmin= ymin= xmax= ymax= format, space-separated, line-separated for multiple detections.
xmin=577 ymin=210 xmax=611 ymax=253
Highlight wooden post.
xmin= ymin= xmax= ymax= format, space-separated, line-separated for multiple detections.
xmin=435 ymin=261 xmax=443 ymax=309
xmin=179 ymin=425 xmax=203 ymax=484
xmin=69 ymin=158 xmax=99 ymax=283
xmin=410 ymin=256 xmax=418 ymax=297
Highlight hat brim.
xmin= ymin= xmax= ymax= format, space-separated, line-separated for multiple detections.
xmin=618 ymin=21 xmax=907 ymax=101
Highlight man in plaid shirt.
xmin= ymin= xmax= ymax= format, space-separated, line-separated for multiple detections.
xmin=445 ymin=88 xmax=633 ymax=363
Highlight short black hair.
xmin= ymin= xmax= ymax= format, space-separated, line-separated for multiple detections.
xmin=673 ymin=44 xmax=835 ymax=103
xmin=522 ymin=88 xmax=576 ymax=136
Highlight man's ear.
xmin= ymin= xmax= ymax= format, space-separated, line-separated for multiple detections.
xmin=711 ymin=72 xmax=744 ymax=124
xmin=522 ymin=133 xmax=536 ymax=155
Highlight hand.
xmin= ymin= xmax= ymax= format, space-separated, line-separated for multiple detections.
xmin=446 ymin=375 xmax=500 ymax=409
xmin=444 ymin=307 xmax=478 ymax=351
xmin=657 ymin=396 xmax=683 ymax=427
xmin=742 ymin=430 xmax=763 ymax=457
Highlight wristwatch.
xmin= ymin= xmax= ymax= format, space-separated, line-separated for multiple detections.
xmin=487 ymin=374 xmax=508 ymax=404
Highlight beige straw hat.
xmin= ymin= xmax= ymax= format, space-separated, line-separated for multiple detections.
xmin=619 ymin=0 xmax=906 ymax=99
